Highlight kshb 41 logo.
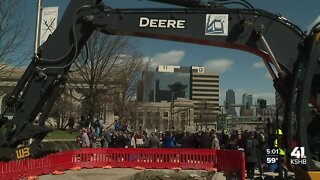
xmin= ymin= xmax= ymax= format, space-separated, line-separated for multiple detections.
xmin=290 ymin=147 xmax=307 ymax=165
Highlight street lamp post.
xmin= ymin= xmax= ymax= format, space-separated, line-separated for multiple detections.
xmin=30 ymin=0 xmax=42 ymax=145
xmin=170 ymin=91 xmax=174 ymax=131
xmin=34 ymin=0 xmax=42 ymax=56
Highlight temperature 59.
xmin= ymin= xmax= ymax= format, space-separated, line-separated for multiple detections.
xmin=267 ymin=157 xmax=278 ymax=164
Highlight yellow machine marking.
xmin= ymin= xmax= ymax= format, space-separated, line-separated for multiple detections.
xmin=308 ymin=171 xmax=320 ymax=180
xmin=316 ymin=32 xmax=320 ymax=42
xmin=15 ymin=147 xmax=30 ymax=159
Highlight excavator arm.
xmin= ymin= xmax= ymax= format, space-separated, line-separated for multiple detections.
xmin=0 ymin=0 xmax=99 ymax=160
xmin=0 ymin=0 xmax=318 ymax=178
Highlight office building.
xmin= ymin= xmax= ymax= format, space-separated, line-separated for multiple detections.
xmin=225 ymin=89 xmax=237 ymax=116
xmin=256 ymin=98 xmax=267 ymax=116
xmin=141 ymin=69 xmax=191 ymax=102
xmin=139 ymin=65 xmax=219 ymax=130
xmin=242 ymin=93 xmax=253 ymax=108
xmin=191 ymin=72 xmax=219 ymax=129
xmin=240 ymin=93 xmax=253 ymax=116
xmin=127 ymin=98 xmax=195 ymax=131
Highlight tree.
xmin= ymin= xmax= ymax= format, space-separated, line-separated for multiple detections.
xmin=113 ymin=53 xmax=149 ymax=123
xmin=68 ymin=32 xmax=145 ymax=125
xmin=49 ymin=90 xmax=78 ymax=129
xmin=0 ymin=0 xmax=28 ymax=76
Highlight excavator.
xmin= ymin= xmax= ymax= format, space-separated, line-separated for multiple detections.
xmin=0 ymin=0 xmax=319 ymax=179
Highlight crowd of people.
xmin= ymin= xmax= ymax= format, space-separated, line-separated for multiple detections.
xmin=76 ymin=120 xmax=286 ymax=179
xmin=76 ymin=127 xmax=222 ymax=150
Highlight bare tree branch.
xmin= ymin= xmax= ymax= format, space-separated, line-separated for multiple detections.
xmin=68 ymin=32 xmax=145 ymax=125
xmin=0 ymin=0 xmax=29 ymax=75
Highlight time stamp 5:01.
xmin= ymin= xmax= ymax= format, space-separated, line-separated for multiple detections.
xmin=266 ymin=148 xmax=279 ymax=164
xmin=265 ymin=147 xmax=307 ymax=165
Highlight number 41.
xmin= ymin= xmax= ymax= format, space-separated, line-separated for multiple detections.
xmin=291 ymin=147 xmax=306 ymax=158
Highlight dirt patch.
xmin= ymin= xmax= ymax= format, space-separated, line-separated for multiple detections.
xmin=125 ymin=170 xmax=213 ymax=180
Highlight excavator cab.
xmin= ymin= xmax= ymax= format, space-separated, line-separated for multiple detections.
xmin=284 ymin=24 xmax=320 ymax=179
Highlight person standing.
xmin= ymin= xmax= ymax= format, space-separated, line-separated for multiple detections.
xmin=257 ymin=129 xmax=266 ymax=176
xmin=135 ymin=131 xmax=144 ymax=147
xmin=181 ymin=132 xmax=189 ymax=148
xmin=274 ymin=129 xmax=288 ymax=179
xmin=114 ymin=120 xmax=120 ymax=131
xmin=68 ymin=117 xmax=74 ymax=134
xmin=244 ymin=132 xmax=259 ymax=179
xmin=117 ymin=131 xmax=127 ymax=148
xmin=131 ymin=132 xmax=137 ymax=148
xmin=220 ymin=130 xmax=229 ymax=149
xmin=110 ymin=131 xmax=117 ymax=148
xmin=211 ymin=134 xmax=220 ymax=150
xmin=88 ymin=128 xmax=97 ymax=148
xmin=201 ymin=132 xmax=212 ymax=148
xmin=81 ymin=128 xmax=90 ymax=148
xmin=102 ymin=128 xmax=112 ymax=148
xmin=149 ymin=132 xmax=161 ymax=148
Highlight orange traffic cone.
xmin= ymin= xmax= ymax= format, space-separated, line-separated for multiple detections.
xmin=26 ymin=176 xmax=38 ymax=180
xmin=134 ymin=166 xmax=145 ymax=170
xmin=206 ymin=167 xmax=217 ymax=172
xmin=70 ymin=166 xmax=82 ymax=170
xmin=172 ymin=167 xmax=182 ymax=171
xmin=52 ymin=170 xmax=65 ymax=175
xmin=102 ymin=165 xmax=113 ymax=169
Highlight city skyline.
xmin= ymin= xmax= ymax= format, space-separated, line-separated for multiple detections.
xmin=231 ymin=90 xmax=272 ymax=106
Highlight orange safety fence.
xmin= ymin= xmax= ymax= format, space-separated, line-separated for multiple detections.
xmin=0 ymin=148 xmax=245 ymax=180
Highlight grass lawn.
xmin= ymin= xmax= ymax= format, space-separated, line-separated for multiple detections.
xmin=45 ymin=129 xmax=78 ymax=140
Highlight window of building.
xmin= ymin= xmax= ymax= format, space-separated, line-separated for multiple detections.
xmin=163 ymin=119 xmax=169 ymax=130
xmin=146 ymin=119 xmax=152 ymax=129
xmin=163 ymin=112 xmax=169 ymax=117
xmin=181 ymin=112 xmax=186 ymax=118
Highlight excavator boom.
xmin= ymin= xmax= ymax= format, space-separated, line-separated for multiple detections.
xmin=0 ymin=0 xmax=318 ymax=178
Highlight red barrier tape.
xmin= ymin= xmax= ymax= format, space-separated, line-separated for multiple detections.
xmin=0 ymin=148 xmax=245 ymax=180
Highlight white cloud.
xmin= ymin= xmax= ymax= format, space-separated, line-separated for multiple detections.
xmin=308 ymin=15 xmax=320 ymax=32
xmin=203 ymin=59 xmax=234 ymax=74
xmin=149 ymin=50 xmax=185 ymax=69
xmin=253 ymin=61 xmax=265 ymax=68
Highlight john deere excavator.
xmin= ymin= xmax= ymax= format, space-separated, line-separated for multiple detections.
xmin=0 ymin=0 xmax=319 ymax=179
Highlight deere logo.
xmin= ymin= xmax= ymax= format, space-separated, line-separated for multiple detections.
xmin=16 ymin=147 xmax=30 ymax=159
